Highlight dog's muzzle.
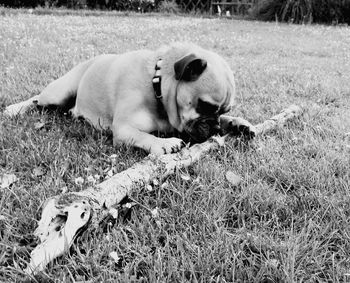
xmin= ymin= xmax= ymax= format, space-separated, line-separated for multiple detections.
xmin=183 ymin=116 xmax=221 ymax=143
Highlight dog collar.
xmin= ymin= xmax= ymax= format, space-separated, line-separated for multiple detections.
xmin=152 ymin=59 xmax=162 ymax=99
xmin=152 ymin=59 xmax=167 ymax=119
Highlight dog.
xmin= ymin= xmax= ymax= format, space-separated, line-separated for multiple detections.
xmin=4 ymin=42 xmax=255 ymax=154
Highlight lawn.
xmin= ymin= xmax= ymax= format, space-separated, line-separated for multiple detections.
xmin=1 ymin=8 xmax=350 ymax=282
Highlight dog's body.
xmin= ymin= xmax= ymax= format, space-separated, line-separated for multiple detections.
xmin=4 ymin=43 xmax=255 ymax=154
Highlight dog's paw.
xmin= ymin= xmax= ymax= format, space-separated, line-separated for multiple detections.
xmin=226 ymin=117 xmax=256 ymax=140
xmin=151 ymin=137 xmax=186 ymax=155
xmin=3 ymin=103 xmax=26 ymax=117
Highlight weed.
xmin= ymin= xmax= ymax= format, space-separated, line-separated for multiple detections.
xmin=0 ymin=11 xmax=350 ymax=282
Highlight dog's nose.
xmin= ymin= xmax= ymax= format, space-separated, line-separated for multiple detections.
xmin=211 ymin=124 xmax=221 ymax=135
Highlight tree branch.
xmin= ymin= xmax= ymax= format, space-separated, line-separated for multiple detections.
xmin=24 ymin=104 xmax=303 ymax=275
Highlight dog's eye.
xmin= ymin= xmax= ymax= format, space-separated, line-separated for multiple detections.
xmin=196 ymin=99 xmax=219 ymax=115
xmin=218 ymin=105 xmax=230 ymax=115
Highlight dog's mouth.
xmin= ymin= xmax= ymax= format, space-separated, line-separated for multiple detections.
xmin=183 ymin=116 xmax=220 ymax=143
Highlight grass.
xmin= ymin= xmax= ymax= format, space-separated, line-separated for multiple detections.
xmin=1 ymin=7 xmax=350 ymax=282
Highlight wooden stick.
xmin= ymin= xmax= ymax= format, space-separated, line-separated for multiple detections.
xmin=24 ymin=104 xmax=303 ymax=274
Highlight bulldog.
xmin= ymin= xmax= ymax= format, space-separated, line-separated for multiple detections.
xmin=4 ymin=42 xmax=255 ymax=154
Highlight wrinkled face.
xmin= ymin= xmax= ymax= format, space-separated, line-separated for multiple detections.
xmin=173 ymin=54 xmax=234 ymax=142
xmin=176 ymin=80 xmax=233 ymax=142
xmin=183 ymin=97 xmax=231 ymax=142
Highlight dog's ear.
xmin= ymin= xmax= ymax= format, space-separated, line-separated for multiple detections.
xmin=174 ymin=54 xmax=207 ymax=81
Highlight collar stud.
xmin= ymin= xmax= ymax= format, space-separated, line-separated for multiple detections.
xmin=153 ymin=59 xmax=163 ymax=100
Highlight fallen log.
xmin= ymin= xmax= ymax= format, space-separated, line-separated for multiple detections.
xmin=24 ymin=104 xmax=303 ymax=275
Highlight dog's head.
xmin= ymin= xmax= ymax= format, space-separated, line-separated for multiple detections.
xmin=160 ymin=44 xmax=236 ymax=142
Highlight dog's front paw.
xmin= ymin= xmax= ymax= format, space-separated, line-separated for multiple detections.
xmin=222 ymin=116 xmax=256 ymax=140
xmin=150 ymin=137 xmax=186 ymax=155
xmin=3 ymin=103 xmax=27 ymax=117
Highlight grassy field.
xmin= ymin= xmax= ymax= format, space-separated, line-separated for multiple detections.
xmin=1 ymin=8 xmax=350 ymax=282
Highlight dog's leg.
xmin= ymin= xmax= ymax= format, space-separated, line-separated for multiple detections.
xmin=219 ymin=115 xmax=256 ymax=139
xmin=3 ymin=95 xmax=41 ymax=117
xmin=113 ymin=124 xmax=185 ymax=155
xmin=4 ymin=59 xmax=94 ymax=117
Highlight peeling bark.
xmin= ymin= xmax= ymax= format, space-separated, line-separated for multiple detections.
xmin=24 ymin=104 xmax=303 ymax=275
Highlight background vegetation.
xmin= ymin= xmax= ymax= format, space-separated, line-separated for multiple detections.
xmin=1 ymin=0 xmax=350 ymax=24
xmin=251 ymin=0 xmax=350 ymax=24
xmin=0 ymin=9 xmax=350 ymax=282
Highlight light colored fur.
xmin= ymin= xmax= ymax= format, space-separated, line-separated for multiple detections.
xmin=4 ymin=43 xmax=241 ymax=154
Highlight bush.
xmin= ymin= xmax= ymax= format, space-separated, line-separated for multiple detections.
xmin=0 ymin=0 xmax=158 ymax=10
xmin=250 ymin=0 xmax=287 ymax=22
xmin=0 ymin=0 xmax=85 ymax=8
xmin=0 ymin=0 xmax=44 ymax=8
xmin=158 ymin=0 xmax=180 ymax=13
xmin=312 ymin=0 xmax=350 ymax=24
xmin=250 ymin=0 xmax=350 ymax=24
